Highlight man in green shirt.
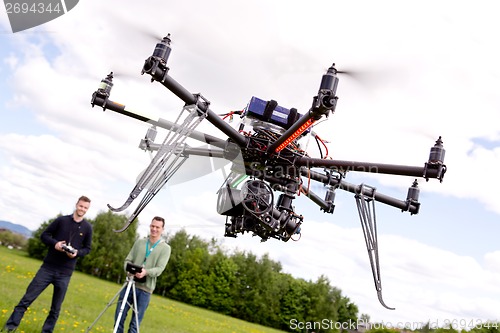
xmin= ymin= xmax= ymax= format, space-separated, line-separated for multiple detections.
xmin=114 ymin=216 xmax=171 ymax=333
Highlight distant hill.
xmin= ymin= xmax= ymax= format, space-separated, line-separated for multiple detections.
xmin=0 ymin=220 xmax=33 ymax=238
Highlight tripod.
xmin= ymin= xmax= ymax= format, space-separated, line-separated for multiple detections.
xmin=85 ymin=275 xmax=140 ymax=333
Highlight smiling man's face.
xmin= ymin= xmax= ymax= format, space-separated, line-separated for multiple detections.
xmin=150 ymin=219 xmax=164 ymax=239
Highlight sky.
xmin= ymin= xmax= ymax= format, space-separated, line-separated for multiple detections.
xmin=1 ymin=0 xmax=500 ymax=328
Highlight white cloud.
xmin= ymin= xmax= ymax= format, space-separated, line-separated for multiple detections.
xmin=484 ymin=251 xmax=500 ymax=273
xmin=3 ymin=53 xmax=18 ymax=69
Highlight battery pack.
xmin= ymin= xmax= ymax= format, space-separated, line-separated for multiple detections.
xmin=244 ymin=96 xmax=300 ymax=130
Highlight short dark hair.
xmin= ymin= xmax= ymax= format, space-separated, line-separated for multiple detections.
xmin=78 ymin=195 xmax=91 ymax=203
xmin=152 ymin=216 xmax=165 ymax=228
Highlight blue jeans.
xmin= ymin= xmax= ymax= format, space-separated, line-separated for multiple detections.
xmin=4 ymin=266 xmax=71 ymax=333
xmin=114 ymin=283 xmax=151 ymax=333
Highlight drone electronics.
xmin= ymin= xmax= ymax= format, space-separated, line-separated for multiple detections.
xmin=90 ymin=33 xmax=447 ymax=310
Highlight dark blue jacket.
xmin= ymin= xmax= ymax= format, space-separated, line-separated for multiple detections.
xmin=41 ymin=214 xmax=93 ymax=275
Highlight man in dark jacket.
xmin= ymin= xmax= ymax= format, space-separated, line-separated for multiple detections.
xmin=2 ymin=195 xmax=93 ymax=333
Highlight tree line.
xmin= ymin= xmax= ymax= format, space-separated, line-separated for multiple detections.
xmin=0 ymin=228 xmax=28 ymax=249
xmin=25 ymin=210 xmax=359 ymax=332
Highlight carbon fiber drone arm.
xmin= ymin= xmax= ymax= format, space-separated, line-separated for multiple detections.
xmin=140 ymin=37 xmax=247 ymax=149
xmin=300 ymin=168 xmax=421 ymax=214
xmin=295 ymin=157 xmax=445 ymax=181
xmin=91 ymin=92 xmax=227 ymax=149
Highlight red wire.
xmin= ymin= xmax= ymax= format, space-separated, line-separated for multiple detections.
xmin=222 ymin=111 xmax=234 ymax=121
xmin=315 ymin=134 xmax=330 ymax=159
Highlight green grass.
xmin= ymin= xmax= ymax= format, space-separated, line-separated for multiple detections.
xmin=0 ymin=246 xmax=286 ymax=333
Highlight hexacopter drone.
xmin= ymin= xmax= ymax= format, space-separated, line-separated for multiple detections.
xmin=90 ymin=34 xmax=447 ymax=309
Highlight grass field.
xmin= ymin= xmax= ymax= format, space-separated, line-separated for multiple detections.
xmin=0 ymin=246 xmax=286 ymax=333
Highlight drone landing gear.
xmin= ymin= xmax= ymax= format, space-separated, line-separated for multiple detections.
xmin=355 ymin=184 xmax=395 ymax=310
xmin=109 ymin=100 xmax=209 ymax=232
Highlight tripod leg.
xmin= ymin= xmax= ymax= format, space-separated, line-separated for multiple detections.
xmin=131 ymin=283 xmax=141 ymax=333
xmin=113 ymin=280 xmax=134 ymax=333
xmin=85 ymin=281 xmax=129 ymax=333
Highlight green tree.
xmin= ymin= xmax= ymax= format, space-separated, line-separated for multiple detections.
xmin=154 ymin=229 xmax=187 ymax=297
xmin=420 ymin=321 xmax=435 ymax=333
xmin=303 ymin=275 xmax=341 ymax=330
xmin=251 ymin=253 xmax=284 ymax=326
xmin=337 ymin=295 xmax=358 ymax=324
xmin=77 ymin=211 xmax=137 ymax=282
xmin=199 ymin=248 xmax=237 ymax=314
xmin=278 ymin=275 xmax=310 ymax=330
xmin=435 ymin=325 xmax=459 ymax=333
xmin=229 ymin=251 xmax=284 ymax=327
xmin=0 ymin=229 xmax=28 ymax=249
xmin=157 ymin=229 xmax=212 ymax=303
xmin=27 ymin=219 xmax=53 ymax=260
